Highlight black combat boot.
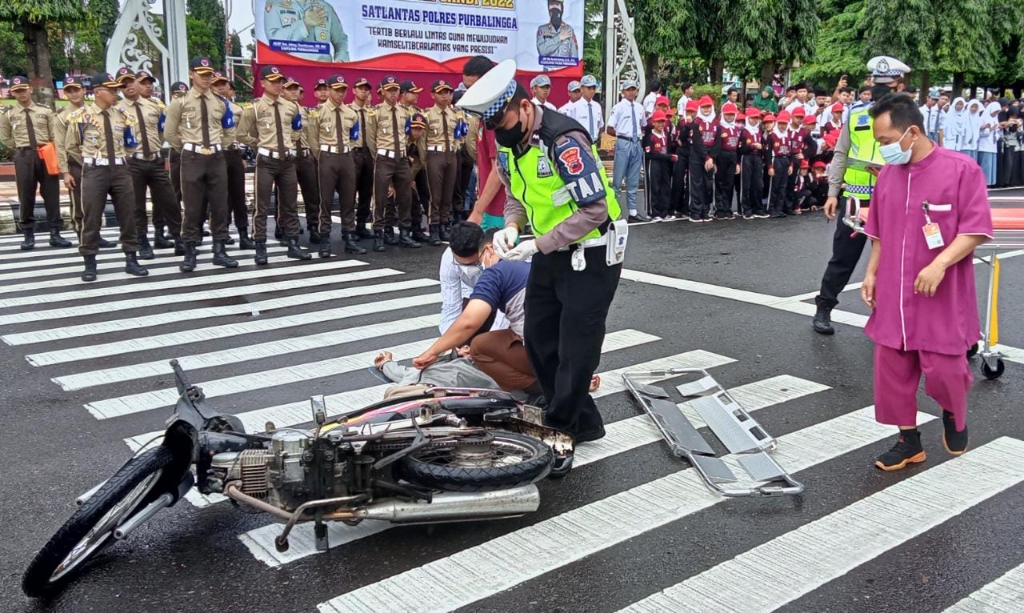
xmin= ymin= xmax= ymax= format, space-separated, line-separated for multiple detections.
xmin=49 ymin=228 xmax=72 ymax=248
xmin=309 ymin=226 xmax=322 ymax=245
xmin=254 ymin=241 xmax=269 ymax=265
xmin=343 ymin=232 xmax=367 ymax=255
xmin=286 ymin=237 xmax=312 ymax=260
xmin=173 ymin=237 xmax=186 ymax=256
xmin=411 ymin=224 xmax=429 ymax=244
xmin=212 ymin=240 xmax=239 ymax=268
xmin=238 ymin=227 xmax=256 ymax=249
xmin=98 ymin=237 xmax=118 ymax=248
xmin=318 ymin=237 xmax=333 ymax=258
xmin=153 ymin=229 xmax=173 ymax=249
xmin=179 ymin=242 xmax=198 ymax=272
xmin=274 ymin=225 xmax=284 ymax=243
xmin=428 ymin=224 xmax=443 ymax=246
xmin=372 ymin=229 xmax=386 ymax=252
xmin=81 ymin=254 xmax=98 ymax=282
xmin=399 ymin=227 xmax=421 ymax=248
xmin=439 ymin=222 xmax=451 ymax=242
xmin=137 ymin=235 xmax=155 ymax=260
xmin=384 ymin=226 xmax=399 ymax=246
xmin=812 ymin=307 xmax=835 ymax=335
xmin=21 ymin=228 xmax=35 ymax=251
xmin=124 ymin=252 xmax=149 ymax=277
xmin=356 ymin=224 xmax=374 ymax=239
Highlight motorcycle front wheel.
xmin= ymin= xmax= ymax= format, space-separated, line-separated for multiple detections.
xmin=397 ymin=431 xmax=553 ymax=492
xmin=22 ymin=446 xmax=173 ymax=598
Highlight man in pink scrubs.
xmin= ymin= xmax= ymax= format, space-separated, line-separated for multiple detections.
xmin=861 ymin=94 xmax=993 ymax=471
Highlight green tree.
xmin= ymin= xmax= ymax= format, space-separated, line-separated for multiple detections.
xmin=0 ymin=21 xmax=28 ymax=77
xmin=794 ymin=0 xmax=867 ymax=85
xmin=186 ymin=15 xmax=221 ymax=68
xmin=0 ymin=0 xmax=87 ymax=106
xmin=730 ymin=0 xmax=819 ymax=85
xmin=187 ymin=0 xmax=226 ymax=67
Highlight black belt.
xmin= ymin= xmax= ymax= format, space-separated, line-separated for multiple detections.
xmin=295 ymin=148 xmax=311 ymax=158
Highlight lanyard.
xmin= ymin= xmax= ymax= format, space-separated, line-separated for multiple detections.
xmin=922 ymin=200 xmax=934 ymax=224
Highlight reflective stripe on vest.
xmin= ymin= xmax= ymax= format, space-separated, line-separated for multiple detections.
xmin=843 ymin=107 xmax=885 ymax=200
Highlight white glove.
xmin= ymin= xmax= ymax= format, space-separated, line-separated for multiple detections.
xmin=502 ymin=239 xmax=538 ymax=261
xmin=492 ymin=226 xmax=519 ymax=257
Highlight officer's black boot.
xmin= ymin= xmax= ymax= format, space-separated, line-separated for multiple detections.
xmin=318 ymin=237 xmax=333 ymax=258
xmin=173 ymin=237 xmax=186 ymax=256
xmin=223 ymin=234 xmax=236 ymax=246
xmin=384 ymin=226 xmax=399 ymax=246
xmin=343 ymin=232 xmax=367 ymax=255
xmin=254 ymin=241 xmax=269 ymax=265
xmin=49 ymin=228 xmax=72 ymax=248
xmin=309 ymin=226 xmax=321 ymax=245
xmin=439 ymin=222 xmax=451 ymax=242
xmin=399 ymin=227 xmax=421 ymax=248
xmin=372 ymin=230 xmax=386 ymax=252
xmin=286 ymin=237 xmax=312 ymax=260
xmin=274 ymin=225 xmax=284 ymax=244
xmin=356 ymin=224 xmax=374 ymax=240
xmin=179 ymin=242 xmax=198 ymax=272
xmin=21 ymin=228 xmax=35 ymax=251
xmin=153 ymin=229 xmax=173 ymax=249
xmin=212 ymin=240 xmax=239 ymax=268
xmin=124 ymin=252 xmax=149 ymax=277
xmin=98 ymin=237 xmax=117 ymax=249
xmin=812 ymin=307 xmax=835 ymax=335
xmin=411 ymin=224 xmax=429 ymax=244
xmin=81 ymin=254 xmax=98 ymax=282
xmin=137 ymin=235 xmax=156 ymax=260
xmin=238 ymin=227 xmax=256 ymax=250
xmin=428 ymin=224 xmax=443 ymax=246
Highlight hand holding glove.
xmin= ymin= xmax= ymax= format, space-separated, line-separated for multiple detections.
xmin=503 ymin=239 xmax=538 ymax=261
xmin=493 ymin=226 xmax=519 ymax=257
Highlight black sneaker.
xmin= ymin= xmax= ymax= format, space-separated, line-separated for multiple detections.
xmin=574 ymin=424 xmax=606 ymax=445
xmin=875 ymin=430 xmax=926 ymax=471
xmin=942 ymin=411 xmax=969 ymax=456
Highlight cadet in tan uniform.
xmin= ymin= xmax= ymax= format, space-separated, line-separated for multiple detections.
xmin=61 ymin=73 xmax=149 ymax=281
xmin=308 ymin=74 xmax=366 ymax=257
xmin=366 ymin=76 xmax=420 ymax=251
xmin=212 ymin=73 xmax=255 ymax=250
xmin=237 ymin=65 xmax=311 ymax=264
xmin=164 ymin=57 xmax=239 ymax=272
xmin=134 ymin=70 xmax=175 ymax=250
xmin=283 ymin=77 xmax=321 ymax=242
xmin=0 ymin=75 xmax=71 ymax=250
xmin=167 ymin=81 xmax=190 ymax=215
xmin=118 ymin=67 xmax=183 ymax=259
xmin=349 ymin=77 xmax=376 ymax=240
xmin=423 ymin=79 xmax=460 ymax=246
xmin=400 ymin=80 xmax=429 ymax=243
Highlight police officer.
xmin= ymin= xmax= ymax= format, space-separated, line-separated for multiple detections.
xmin=536 ymin=0 xmax=579 ymax=60
xmin=237 ymin=65 xmax=311 ymax=264
xmin=308 ymin=73 xmax=366 ymax=257
xmin=458 ymin=60 xmax=624 ymax=459
xmin=0 ymin=75 xmax=71 ymax=250
xmin=283 ymin=77 xmax=321 ymax=242
xmin=212 ymin=72 xmax=256 ymax=249
xmin=366 ymin=75 xmax=420 ymax=251
xmin=400 ymin=79 xmax=430 ymax=242
xmin=423 ymin=79 xmax=461 ymax=246
xmin=263 ymin=0 xmax=349 ymax=62
xmin=813 ymin=56 xmax=910 ymax=335
xmin=167 ymin=80 xmax=190 ymax=217
xmin=118 ymin=67 xmax=183 ymax=259
xmin=61 ymin=73 xmax=149 ymax=281
xmin=349 ymin=77 xmax=376 ymax=240
xmin=165 ymin=57 xmax=239 ymax=272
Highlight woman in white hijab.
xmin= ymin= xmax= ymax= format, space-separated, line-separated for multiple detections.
xmin=961 ymin=100 xmax=984 ymax=162
xmin=941 ymin=97 xmax=967 ymax=152
xmin=977 ymin=101 xmax=1001 ymax=186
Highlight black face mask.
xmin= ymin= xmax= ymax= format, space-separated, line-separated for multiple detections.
xmin=495 ymin=112 xmax=527 ymax=147
xmin=549 ymin=10 xmax=562 ymax=26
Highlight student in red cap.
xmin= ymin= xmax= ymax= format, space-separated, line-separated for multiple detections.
xmin=671 ymin=100 xmax=697 ymax=219
xmin=688 ymin=95 xmax=719 ymax=222
xmin=738 ymin=108 xmax=766 ymax=219
xmin=713 ymin=102 xmax=742 ymax=219
xmin=792 ymin=158 xmax=812 ymax=214
xmin=807 ymin=159 xmax=829 ymax=211
xmin=642 ymin=109 xmax=676 ymax=220
xmin=819 ymin=102 xmax=845 ymax=164
xmin=785 ymin=107 xmax=809 ymax=214
xmin=767 ymin=110 xmax=793 ymax=217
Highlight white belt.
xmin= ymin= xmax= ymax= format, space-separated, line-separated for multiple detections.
xmin=131 ymin=152 xmax=160 ymax=161
xmin=426 ymin=145 xmax=451 ymax=153
xmin=83 ymin=157 xmax=125 ymax=166
xmin=557 ymin=235 xmax=608 ymax=251
xmin=257 ymin=147 xmax=296 ymax=159
xmin=320 ymin=144 xmax=350 ymax=154
xmin=182 ymin=143 xmax=221 ymax=154
xmin=376 ymin=149 xmax=406 ymax=159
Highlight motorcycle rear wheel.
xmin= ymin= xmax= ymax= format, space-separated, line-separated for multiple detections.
xmin=22 ymin=446 xmax=173 ymax=598
xmin=397 ymin=431 xmax=553 ymax=492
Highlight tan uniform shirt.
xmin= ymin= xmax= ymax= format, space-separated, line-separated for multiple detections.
xmin=0 ymin=102 xmax=57 ymax=148
xmin=465 ymin=114 xmax=480 ymax=160
xmin=123 ymin=96 xmax=164 ymax=156
xmin=164 ymin=87 xmax=227 ymax=150
xmin=60 ymin=103 xmax=139 ymax=173
xmin=236 ymin=94 xmax=302 ymax=152
xmin=222 ymin=101 xmax=243 ymax=147
xmin=365 ymin=101 xmax=416 ymax=156
xmin=424 ymin=104 xmax=459 ymax=152
xmin=293 ymin=106 xmax=313 ymax=148
xmin=308 ymin=100 xmax=359 ymax=157
xmin=55 ymin=102 xmax=86 ymax=170
xmin=348 ymin=101 xmax=373 ymax=148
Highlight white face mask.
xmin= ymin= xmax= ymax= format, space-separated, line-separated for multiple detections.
xmin=879 ymin=127 xmax=914 ymax=165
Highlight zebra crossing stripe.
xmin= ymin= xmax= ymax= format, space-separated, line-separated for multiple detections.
xmin=316 ymin=407 xmax=936 ymax=613
xmin=944 ymin=561 xmax=1024 ymax=612
xmin=54 ymin=314 xmax=443 ymax=391
xmin=240 ymin=374 xmax=828 ymax=567
xmin=0 ymin=267 xmax=393 ymax=326
xmin=0 ymin=243 xmax=182 ymax=272
xmin=617 ymin=437 xmax=1024 ymax=613
xmin=24 ymin=292 xmax=441 ymax=364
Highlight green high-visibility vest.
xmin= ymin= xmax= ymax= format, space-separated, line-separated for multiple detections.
xmin=843 ymin=105 xmax=886 ymax=200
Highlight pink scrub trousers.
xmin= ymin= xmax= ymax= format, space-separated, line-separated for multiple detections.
xmin=873 ymin=344 xmax=971 ymax=432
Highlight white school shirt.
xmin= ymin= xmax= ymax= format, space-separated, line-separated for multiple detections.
xmin=531 ymin=97 xmax=558 ymax=112
xmin=608 ymin=99 xmax=645 ymax=140
xmin=572 ymin=98 xmax=604 ymax=142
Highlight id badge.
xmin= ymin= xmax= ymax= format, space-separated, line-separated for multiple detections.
xmin=923 ymin=223 xmax=944 ymax=250
xmin=606 ymin=219 xmax=628 ymax=265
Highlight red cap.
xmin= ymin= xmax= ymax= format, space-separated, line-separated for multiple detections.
xmin=685 ymin=100 xmax=699 ymax=112
xmin=802 ymin=115 xmax=817 ymax=126
xmin=812 ymin=160 xmax=827 ymax=169
xmin=650 ymin=110 xmax=668 ymax=123
xmin=831 ymin=102 xmax=844 ymax=114
xmin=776 ymin=111 xmax=791 ymax=122
xmin=721 ymin=102 xmax=738 ymax=115
xmin=762 ymin=113 xmax=776 ymax=122
xmin=698 ymin=95 xmax=714 ymax=107
xmin=800 ymin=159 xmax=810 ymax=169
xmin=746 ymin=108 xmax=762 ymax=119
xmin=655 ymin=95 xmax=670 ymax=107
xmin=791 ymin=107 xmax=806 ymax=117
xmin=735 ymin=110 xmax=746 ymax=120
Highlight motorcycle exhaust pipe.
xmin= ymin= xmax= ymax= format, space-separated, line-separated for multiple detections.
xmin=357 ymin=485 xmax=540 ymax=524
xmin=113 ymin=493 xmax=174 ymax=540
xmin=75 ymin=480 xmax=108 ymax=507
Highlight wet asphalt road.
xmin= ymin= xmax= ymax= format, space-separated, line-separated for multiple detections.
xmin=0 ymin=196 xmax=1022 ymax=613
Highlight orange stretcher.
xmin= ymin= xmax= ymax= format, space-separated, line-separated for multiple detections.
xmin=844 ymin=198 xmax=1024 ymax=380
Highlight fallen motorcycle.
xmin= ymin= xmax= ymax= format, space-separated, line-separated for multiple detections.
xmin=22 ymin=360 xmax=572 ymax=598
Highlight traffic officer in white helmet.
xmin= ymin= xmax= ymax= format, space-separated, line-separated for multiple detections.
xmin=454 ymin=60 xmax=627 ymax=473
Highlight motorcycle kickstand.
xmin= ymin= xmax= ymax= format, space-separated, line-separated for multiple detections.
xmin=314 ymin=509 xmax=329 ymax=552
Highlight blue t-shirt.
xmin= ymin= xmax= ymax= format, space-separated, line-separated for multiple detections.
xmin=469 ymin=260 xmax=530 ymax=336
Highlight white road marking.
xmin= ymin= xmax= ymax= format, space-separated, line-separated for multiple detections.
xmin=618 ymin=437 xmax=1024 ymax=613
xmin=316 ymin=407 xmax=934 ymax=613
xmin=0 ymin=242 xmax=179 ymax=271
xmin=944 ymin=561 xmax=1024 ymax=612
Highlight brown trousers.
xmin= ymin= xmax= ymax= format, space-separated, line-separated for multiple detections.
xmin=68 ymin=159 xmax=84 ymax=240
xmin=296 ymin=151 xmax=320 ymax=225
xmin=372 ymin=154 xmax=411 ymax=229
xmin=128 ymin=157 xmax=181 ymax=238
xmin=426 ymin=150 xmax=457 ymax=225
xmin=222 ymin=149 xmax=248 ymax=230
xmin=254 ymin=154 xmax=300 ymax=240
xmin=14 ymin=147 xmax=61 ymax=230
xmin=317 ymin=151 xmax=356 ymax=234
xmin=79 ymin=163 xmax=137 ymax=256
xmin=352 ymin=147 xmax=375 ymax=227
xmin=180 ymin=149 xmax=228 ymax=242
xmin=470 ymin=329 xmax=537 ymax=393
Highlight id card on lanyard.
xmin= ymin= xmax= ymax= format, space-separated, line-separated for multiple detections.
xmin=922 ymin=201 xmax=945 ymax=250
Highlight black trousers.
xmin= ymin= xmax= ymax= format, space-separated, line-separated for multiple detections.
xmin=815 ymin=197 xmax=870 ymax=311
xmin=352 ymin=147 xmax=375 ymax=227
xmin=454 ymin=149 xmax=475 ymax=219
xmin=670 ymin=156 xmax=688 ymax=216
xmin=740 ymin=155 xmax=764 ymax=216
xmin=254 ymin=154 xmax=299 ymax=240
xmin=768 ymin=157 xmax=790 ymax=215
xmin=688 ymin=158 xmax=712 ymax=219
xmin=295 ymin=151 xmax=320 ymax=225
xmin=795 ymin=189 xmax=819 ymax=211
xmin=169 ymin=148 xmax=182 ymax=204
xmin=372 ymin=155 xmax=411 ymax=229
xmin=784 ymin=163 xmax=798 ymax=213
xmin=318 ymin=150 xmax=356 ymax=234
xmin=14 ymin=148 xmax=61 ymax=230
xmin=180 ymin=150 xmax=228 ymax=243
xmin=68 ymin=159 xmax=84 ymax=239
xmin=646 ymin=158 xmax=673 ymax=217
xmin=79 ymin=164 xmax=137 ymax=256
xmin=128 ymin=157 xmax=180 ymax=238
xmin=714 ymin=150 xmax=737 ymax=216
xmin=525 ymin=247 xmax=621 ymax=437
xmin=223 ymin=149 xmax=248 ymax=230
xmin=413 ymin=166 xmax=430 ymax=229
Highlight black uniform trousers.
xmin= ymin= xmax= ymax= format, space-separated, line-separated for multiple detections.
xmin=670 ymin=157 xmax=688 ymax=216
xmin=525 ymin=247 xmax=621 ymax=438
xmin=254 ymin=154 xmax=300 ymax=241
xmin=740 ymin=154 xmax=764 ymax=216
xmin=815 ymin=197 xmax=870 ymax=311
xmin=412 ymin=165 xmax=430 ymax=229
xmin=295 ymin=150 xmax=320 ymax=227
xmin=427 ymin=150 xmax=458 ymax=225
xmin=454 ymin=148 xmax=475 ymax=219
xmin=352 ymin=147 xmax=375 ymax=228
xmin=79 ymin=163 xmax=137 ymax=256
xmin=768 ymin=157 xmax=790 ymax=215
xmin=68 ymin=158 xmax=84 ymax=239
xmin=180 ymin=149 xmax=229 ymax=243
xmin=372 ymin=154 xmax=411 ymax=230
xmin=688 ymin=158 xmax=713 ymax=219
xmin=14 ymin=148 xmax=61 ymax=230
xmin=714 ymin=150 xmax=737 ymax=216
xmin=784 ymin=163 xmax=798 ymax=213
xmin=317 ymin=150 xmax=357 ymax=234
xmin=646 ymin=158 xmax=673 ymax=217
xmin=169 ymin=147 xmax=182 ymax=204
xmin=128 ymin=157 xmax=181 ymax=239
xmin=223 ymin=148 xmax=248 ymax=230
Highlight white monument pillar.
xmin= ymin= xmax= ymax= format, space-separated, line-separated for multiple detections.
xmin=106 ymin=0 xmax=189 ymax=103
